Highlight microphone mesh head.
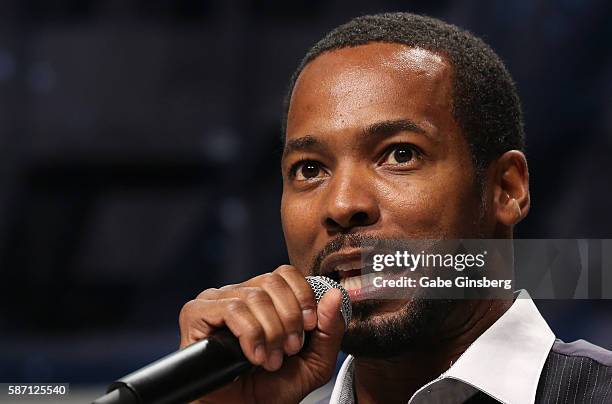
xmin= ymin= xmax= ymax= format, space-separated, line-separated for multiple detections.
xmin=306 ymin=276 xmax=352 ymax=329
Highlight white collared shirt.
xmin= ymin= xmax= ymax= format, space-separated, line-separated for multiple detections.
xmin=326 ymin=290 xmax=555 ymax=404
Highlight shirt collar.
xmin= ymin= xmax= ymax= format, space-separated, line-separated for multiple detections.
xmin=329 ymin=290 xmax=555 ymax=404
xmin=440 ymin=289 xmax=555 ymax=403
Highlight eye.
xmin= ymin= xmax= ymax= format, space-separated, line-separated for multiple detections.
xmin=380 ymin=144 xmax=421 ymax=166
xmin=289 ymin=160 xmax=326 ymax=180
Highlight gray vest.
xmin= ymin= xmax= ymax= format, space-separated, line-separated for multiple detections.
xmin=465 ymin=339 xmax=612 ymax=403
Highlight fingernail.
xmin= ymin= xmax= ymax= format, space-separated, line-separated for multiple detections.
xmin=302 ymin=308 xmax=316 ymax=329
xmin=254 ymin=344 xmax=266 ymax=364
xmin=268 ymin=349 xmax=283 ymax=371
xmin=287 ymin=332 xmax=302 ymax=354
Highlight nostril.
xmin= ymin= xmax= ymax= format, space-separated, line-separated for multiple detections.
xmin=324 ymin=211 xmax=371 ymax=231
xmin=325 ymin=217 xmax=340 ymax=230
xmin=350 ymin=211 xmax=369 ymax=226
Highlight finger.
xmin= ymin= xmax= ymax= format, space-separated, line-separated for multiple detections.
xmin=274 ymin=265 xmax=318 ymax=331
xmin=256 ymin=273 xmax=305 ymax=356
xmin=299 ymin=289 xmax=345 ymax=382
xmin=195 ymin=287 xmax=221 ymax=300
xmin=199 ymin=285 xmax=292 ymax=371
xmin=178 ymin=298 xmax=267 ymax=366
xmin=237 ymin=287 xmax=288 ymax=371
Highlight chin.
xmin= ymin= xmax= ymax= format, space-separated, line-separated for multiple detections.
xmin=350 ymin=299 xmax=406 ymax=321
xmin=340 ymin=297 xmax=456 ymax=357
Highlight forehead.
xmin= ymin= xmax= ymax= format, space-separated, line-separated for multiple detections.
xmin=286 ymin=42 xmax=455 ymax=141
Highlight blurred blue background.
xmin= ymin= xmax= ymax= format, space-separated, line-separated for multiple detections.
xmin=0 ymin=0 xmax=611 ymax=396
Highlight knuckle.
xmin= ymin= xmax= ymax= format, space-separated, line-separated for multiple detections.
xmin=242 ymin=322 xmax=265 ymax=341
xmin=178 ymin=299 xmax=198 ymax=324
xmin=225 ymin=297 xmax=248 ymax=314
xmin=266 ymin=327 xmax=285 ymax=345
xmin=178 ymin=301 xmax=211 ymax=344
xmin=262 ymin=272 xmax=287 ymax=290
xmin=275 ymin=264 xmax=298 ymax=276
xmin=295 ymin=286 xmax=316 ymax=309
xmin=285 ymin=310 xmax=303 ymax=328
xmin=243 ymin=287 xmax=271 ymax=305
xmin=279 ymin=315 xmax=302 ymax=335
xmin=219 ymin=283 xmax=238 ymax=292
xmin=258 ymin=272 xmax=276 ymax=282
xmin=196 ymin=287 xmax=219 ymax=300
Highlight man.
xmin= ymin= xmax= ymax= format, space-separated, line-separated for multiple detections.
xmin=179 ymin=13 xmax=612 ymax=403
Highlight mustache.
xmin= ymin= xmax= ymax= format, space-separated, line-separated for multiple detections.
xmin=311 ymin=233 xmax=382 ymax=276
xmin=309 ymin=235 xmax=447 ymax=276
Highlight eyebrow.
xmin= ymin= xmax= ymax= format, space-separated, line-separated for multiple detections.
xmin=282 ymin=118 xmax=434 ymax=159
xmin=282 ymin=135 xmax=324 ymax=160
xmin=363 ymin=118 xmax=429 ymax=139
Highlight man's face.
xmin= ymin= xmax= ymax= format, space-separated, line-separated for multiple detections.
xmin=281 ymin=43 xmax=492 ymax=355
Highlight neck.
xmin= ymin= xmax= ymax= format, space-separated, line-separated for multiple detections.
xmin=353 ymin=298 xmax=512 ymax=404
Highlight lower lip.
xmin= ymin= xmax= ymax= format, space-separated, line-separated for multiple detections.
xmin=339 ymin=270 xmax=416 ymax=302
xmin=339 ymin=272 xmax=387 ymax=302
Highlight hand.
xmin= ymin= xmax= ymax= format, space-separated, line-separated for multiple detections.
xmin=178 ymin=265 xmax=346 ymax=404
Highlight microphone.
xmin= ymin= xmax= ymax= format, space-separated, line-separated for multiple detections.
xmin=92 ymin=276 xmax=352 ymax=404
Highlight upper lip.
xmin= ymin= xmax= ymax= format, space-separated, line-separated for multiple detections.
xmin=320 ymin=248 xmax=372 ymax=277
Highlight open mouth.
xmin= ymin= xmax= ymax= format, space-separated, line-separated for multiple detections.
xmin=319 ymin=247 xmax=423 ymax=301
xmin=320 ymin=249 xmax=417 ymax=301
xmin=332 ymin=263 xmax=363 ymax=289
xmin=323 ymin=260 xmax=382 ymax=301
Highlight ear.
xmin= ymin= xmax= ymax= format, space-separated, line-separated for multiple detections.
xmin=492 ymin=150 xmax=530 ymax=227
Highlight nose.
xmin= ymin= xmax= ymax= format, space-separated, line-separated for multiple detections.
xmin=322 ymin=166 xmax=380 ymax=233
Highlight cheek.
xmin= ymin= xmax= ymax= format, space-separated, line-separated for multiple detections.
xmin=376 ymin=172 xmax=477 ymax=237
xmin=377 ymin=182 xmax=441 ymax=233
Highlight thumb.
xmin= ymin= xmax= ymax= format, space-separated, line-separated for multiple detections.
xmin=299 ymin=288 xmax=346 ymax=383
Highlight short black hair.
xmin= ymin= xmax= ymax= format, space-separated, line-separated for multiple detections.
xmin=282 ymin=12 xmax=525 ymax=171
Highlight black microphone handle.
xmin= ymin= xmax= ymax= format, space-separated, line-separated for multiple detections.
xmin=96 ymin=328 xmax=251 ymax=404
xmin=93 ymin=276 xmax=351 ymax=404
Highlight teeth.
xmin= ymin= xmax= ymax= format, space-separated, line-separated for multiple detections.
xmin=362 ymin=272 xmax=378 ymax=286
xmin=336 ymin=263 xmax=361 ymax=272
xmin=339 ymin=273 xmax=381 ymax=290
xmin=340 ymin=274 xmax=362 ymax=290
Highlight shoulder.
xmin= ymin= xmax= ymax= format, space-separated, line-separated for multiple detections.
xmin=550 ymin=339 xmax=612 ymax=367
xmin=535 ymin=339 xmax=612 ymax=403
